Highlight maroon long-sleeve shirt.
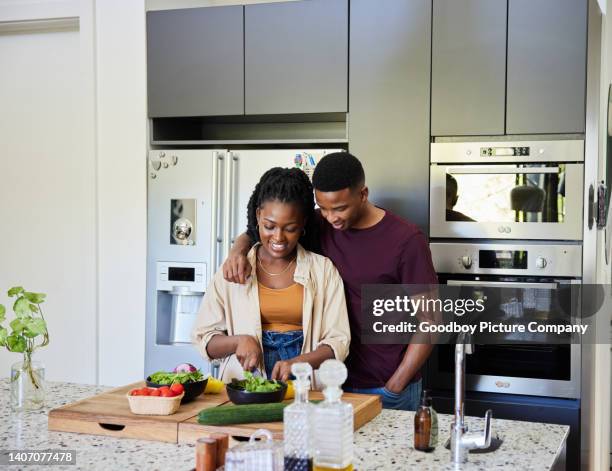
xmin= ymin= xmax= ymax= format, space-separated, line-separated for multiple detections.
xmin=318 ymin=210 xmax=438 ymax=388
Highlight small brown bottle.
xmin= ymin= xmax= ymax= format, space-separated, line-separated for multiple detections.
xmin=414 ymin=390 xmax=437 ymax=452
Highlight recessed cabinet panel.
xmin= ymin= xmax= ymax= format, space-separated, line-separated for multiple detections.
xmin=506 ymin=0 xmax=587 ymax=134
xmin=245 ymin=0 xmax=348 ymax=115
xmin=147 ymin=7 xmax=244 ymax=118
xmin=349 ymin=0 xmax=431 ymax=230
xmin=431 ymin=0 xmax=507 ymax=136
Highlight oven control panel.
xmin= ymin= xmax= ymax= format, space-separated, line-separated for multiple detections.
xmin=430 ymin=243 xmax=582 ymax=277
xmin=480 ymin=146 xmax=530 ymax=157
xmin=431 ymin=140 xmax=584 ymax=164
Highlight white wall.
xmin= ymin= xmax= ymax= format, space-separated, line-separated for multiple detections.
xmin=0 ymin=1 xmax=97 ymax=384
xmin=0 ymin=0 xmax=147 ymax=386
xmin=95 ymin=0 xmax=147 ymax=386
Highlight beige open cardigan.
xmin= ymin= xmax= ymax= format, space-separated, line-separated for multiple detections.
xmin=192 ymin=244 xmax=351 ymax=382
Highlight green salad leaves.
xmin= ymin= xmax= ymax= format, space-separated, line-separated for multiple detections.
xmin=231 ymin=371 xmax=283 ymax=392
xmin=149 ymin=370 xmax=204 ymax=385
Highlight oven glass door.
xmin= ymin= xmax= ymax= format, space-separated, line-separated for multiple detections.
xmin=436 ymin=344 xmax=571 ymax=380
xmin=427 ymin=275 xmax=580 ymax=398
xmin=430 ymin=163 xmax=583 ymax=240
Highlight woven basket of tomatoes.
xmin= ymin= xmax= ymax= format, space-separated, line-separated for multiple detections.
xmin=127 ymin=384 xmax=185 ymax=415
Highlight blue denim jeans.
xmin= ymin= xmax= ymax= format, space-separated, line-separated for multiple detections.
xmin=262 ymin=330 xmax=303 ymax=378
xmin=345 ymin=379 xmax=422 ymax=411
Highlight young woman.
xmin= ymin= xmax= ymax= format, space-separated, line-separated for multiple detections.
xmin=192 ymin=167 xmax=350 ymax=381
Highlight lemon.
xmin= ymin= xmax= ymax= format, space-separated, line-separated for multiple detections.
xmin=284 ymin=380 xmax=295 ymax=400
xmin=205 ymin=377 xmax=224 ymax=394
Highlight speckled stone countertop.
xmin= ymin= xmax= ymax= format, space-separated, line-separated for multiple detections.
xmin=0 ymin=379 xmax=568 ymax=470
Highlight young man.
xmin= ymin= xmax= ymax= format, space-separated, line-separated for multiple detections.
xmin=224 ymin=152 xmax=438 ymax=410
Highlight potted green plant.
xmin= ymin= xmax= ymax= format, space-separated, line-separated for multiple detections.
xmin=0 ymin=287 xmax=49 ymax=411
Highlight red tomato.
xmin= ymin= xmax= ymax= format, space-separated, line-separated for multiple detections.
xmin=170 ymin=383 xmax=184 ymax=395
xmin=160 ymin=389 xmax=174 ymax=397
xmin=149 ymin=388 xmax=161 ymax=396
xmin=139 ymin=388 xmax=150 ymax=396
xmin=130 ymin=390 xmax=140 ymax=396
xmin=158 ymin=386 xmax=170 ymax=393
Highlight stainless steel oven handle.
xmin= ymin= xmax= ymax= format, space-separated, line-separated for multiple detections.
xmin=447 ymin=280 xmax=558 ymax=289
xmin=447 ymin=166 xmax=559 ymax=175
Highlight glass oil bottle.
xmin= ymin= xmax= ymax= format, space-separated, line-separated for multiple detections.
xmin=312 ymin=359 xmax=353 ymax=471
xmin=414 ymin=389 xmax=438 ymax=452
xmin=283 ymin=362 xmax=314 ymax=471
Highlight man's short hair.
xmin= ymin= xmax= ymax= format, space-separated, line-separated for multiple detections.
xmin=312 ymin=152 xmax=365 ymax=192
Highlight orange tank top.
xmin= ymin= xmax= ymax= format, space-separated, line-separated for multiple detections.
xmin=258 ymin=282 xmax=304 ymax=332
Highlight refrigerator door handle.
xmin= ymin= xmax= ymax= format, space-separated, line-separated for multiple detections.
xmin=212 ymin=152 xmax=225 ymax=271
xmin=221 ymin=152 xmax=235 ymax=264
xmin=229 ymin=152 xmax=239 ymax=246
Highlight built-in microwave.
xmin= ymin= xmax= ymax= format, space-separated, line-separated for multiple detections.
xmin=430 ymin=140 xmax=584 ymax=241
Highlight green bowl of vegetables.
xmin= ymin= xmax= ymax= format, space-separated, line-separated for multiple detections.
xmin=146 ymin=364 xmax=207 ymax=404
xmin=226 ymin=371 xmax=287 ymax=405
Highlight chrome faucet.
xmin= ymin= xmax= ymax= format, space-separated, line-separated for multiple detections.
xmin=451 ymin=333 xmax=492 ymax=465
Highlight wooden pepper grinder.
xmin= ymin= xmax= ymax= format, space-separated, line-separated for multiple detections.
xmin=210 ymin=432 xmax=229 ymax=468
xmin=195 ymin=437 xmax=217 ymax=471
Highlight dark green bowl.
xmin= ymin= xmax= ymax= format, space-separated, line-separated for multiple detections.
xmin=226 ymin=381 xmax=287 ymax=405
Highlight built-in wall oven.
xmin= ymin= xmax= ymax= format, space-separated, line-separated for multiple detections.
xmin=428 ymin=140 xmax=585 ymax=469
xmin=430 ymin=140 xmax=584 ymax=240
xmin=428 ymin=242 xmax=582 ymax=399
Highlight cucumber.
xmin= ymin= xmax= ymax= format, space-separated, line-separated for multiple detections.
xmin=198 ymin=402 xmax=288 ymax=425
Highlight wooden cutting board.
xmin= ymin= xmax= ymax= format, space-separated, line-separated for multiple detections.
xmin=177 ymin=391 xmax=382 ymax=444
xmin=48 ymin=381 xmax=228 ymax=443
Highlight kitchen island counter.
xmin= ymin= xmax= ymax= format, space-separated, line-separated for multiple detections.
xmin=0 ymin=380 xmax=567 ymax=470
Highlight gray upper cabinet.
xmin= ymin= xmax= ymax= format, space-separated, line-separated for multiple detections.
xmin=349 ymin=0 xmax=431 ymax=231
xmin=244 ymin=0 xmax=348 ymax=115
xmin=147 ymin=7 xmax=244 ymax=118
xmin=506 ymin=0 xmax=587 ymax=134
xmin=431 ymin=0 xmax=507 ymax=136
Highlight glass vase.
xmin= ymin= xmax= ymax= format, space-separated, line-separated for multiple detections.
xmin=10 ymin=356 xmax=45 ymax=411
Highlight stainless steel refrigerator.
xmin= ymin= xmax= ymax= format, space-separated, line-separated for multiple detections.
xmin=145 ymin=148 xmax=342 ymax=375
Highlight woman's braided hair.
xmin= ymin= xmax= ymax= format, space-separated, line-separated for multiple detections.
xmin=246 ymin=167 xmax=319 ymax=252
